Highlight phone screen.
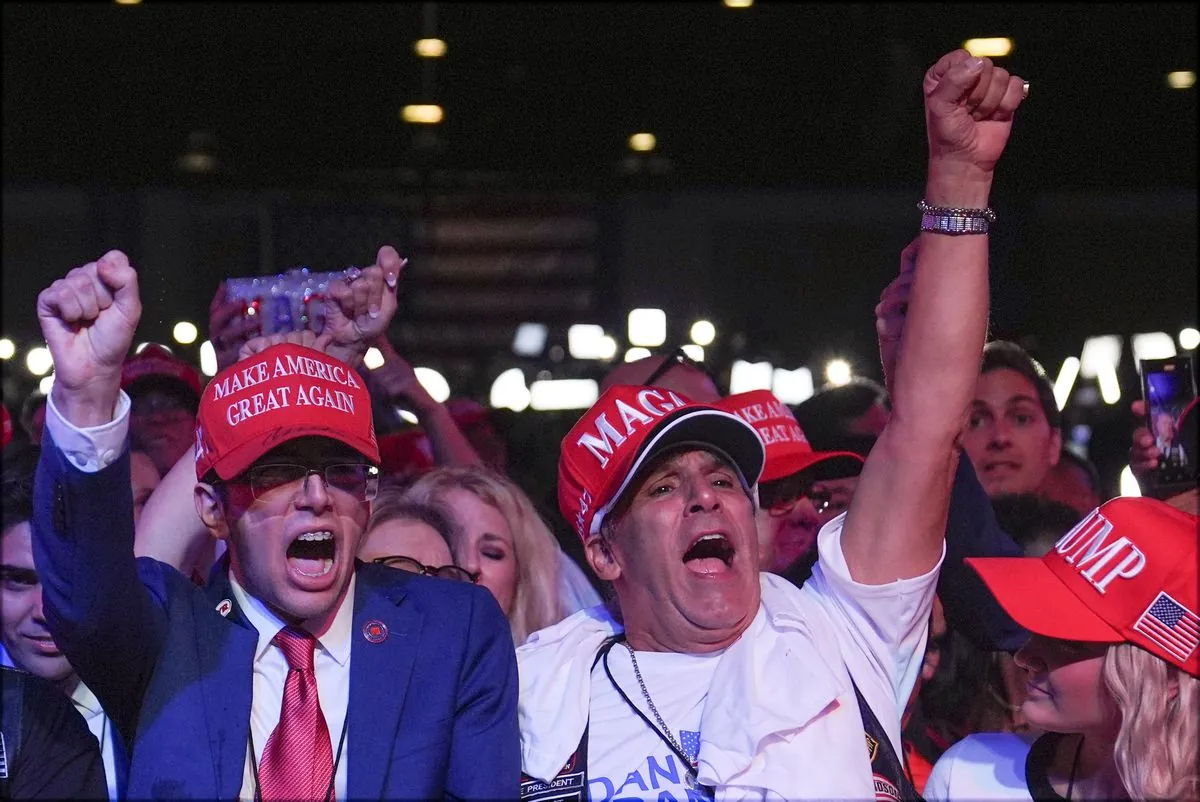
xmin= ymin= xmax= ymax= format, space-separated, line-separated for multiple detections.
xmin=1140 ymin=355 xmax=1197 ymax=490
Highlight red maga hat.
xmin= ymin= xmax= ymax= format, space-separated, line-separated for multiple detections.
xmin=121 ymin=344 xmax=204 ymax=399
xmin=558 ymin=384 xmax=765 ymax=543
xmin=718 ymin=390 xmax=864 ymax=483
xmin=967 ymin=497 xmax=1199 ymax=677
xmin=194 ymin=343 xmax=378 ymax=481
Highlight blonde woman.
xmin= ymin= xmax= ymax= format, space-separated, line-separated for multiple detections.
xmin=403 ymin=466 xmax=568 ymax=645
xmin=926 ymin=498 xmax=1199 ymax=801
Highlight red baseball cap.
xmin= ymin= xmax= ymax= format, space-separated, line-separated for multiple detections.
xmin=967 ymin=497 xmax=1199 ymax=677
xmin=719 ymin=390 xmax=864 ymax=483
xmin=378 ymin=428 xmax=435 ymax=476
xmin=558 ymin=384 xmax=765 ymax=542
xmin=122 ymin=344 xmax=204 ymax=400
xmin=194 ymin=343 xmax=379 ymax=481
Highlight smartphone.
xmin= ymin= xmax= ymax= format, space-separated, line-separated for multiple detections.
xmin=1139 ymin=354 xmax=1197 ymax=496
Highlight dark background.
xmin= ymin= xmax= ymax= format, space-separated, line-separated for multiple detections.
xmin=3 ymin=2 xmax=1196 ymax=498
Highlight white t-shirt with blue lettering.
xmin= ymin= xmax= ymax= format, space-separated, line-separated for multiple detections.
xmin=586 ymin=644 xmax=724 ymax=802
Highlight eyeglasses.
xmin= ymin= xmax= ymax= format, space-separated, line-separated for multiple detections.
xmin=371 ymin=555 xmax=480 ymax=584
xmin=759 ymin=474 xmax=836 ymax=518
xmin=228 ymin=463 xmax=380 ymax=501
xmin=641 ymin=346 xmax=723 ymax=394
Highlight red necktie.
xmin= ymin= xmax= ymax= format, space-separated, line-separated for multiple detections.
xmin=257 ymin=627 xmax=335 ymax=801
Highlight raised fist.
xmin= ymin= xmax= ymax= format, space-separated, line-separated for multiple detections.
xmin=924 ymin=49 xmax=1028 ymax=175
xmin=36 ymin=251 xmax=141 ymax=424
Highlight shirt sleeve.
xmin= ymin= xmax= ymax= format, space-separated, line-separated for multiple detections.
xmin=43 ymin=390 xmax=131 ymax=473
xmin=802 ymin=514 xmax=943 ymax=711
xmin=923 ymin=745 xmax=954 ymax=802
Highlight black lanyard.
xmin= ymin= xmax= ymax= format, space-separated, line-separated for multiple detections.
xmin=598 ymin=634 xmax=701 ymax=777
xmin=248 ymin=706 xmax=349 ymax=802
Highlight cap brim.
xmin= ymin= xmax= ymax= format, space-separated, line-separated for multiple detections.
xmin=591 ymin=408 xmax=766 ymax=537
xmin=761 ymin=450 xmax=864 ymax=484
xmin=206 ymin=424 xmax=380 ymax=481
xmin=966 ymin=557 xmax=1125 ymax=643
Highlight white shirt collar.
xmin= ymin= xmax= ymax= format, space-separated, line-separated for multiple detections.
xmin=71 ymin=680 xmax=104 ymax=717
xmin=228 ymin=572 xmax=355 ymax=667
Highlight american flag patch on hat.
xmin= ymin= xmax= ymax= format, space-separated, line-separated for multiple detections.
xmin=1133 ymin=592 xmax=1200 ymax=664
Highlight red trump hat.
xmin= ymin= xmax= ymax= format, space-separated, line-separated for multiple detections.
xmin=719 ymin=390 xmax=864 ymax=483
xmin=194 ymin=343 xmax=379 ymax=481
xmin=558 ymin=385 xmax=765 ymax=543
xmin=967 ymin=497 xmax=1199 ymax=677
xmin=121 ymin=344 xmax=204 ymax=399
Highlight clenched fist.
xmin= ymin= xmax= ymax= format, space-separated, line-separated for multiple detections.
xmin=36 ymin=250 xmax=142 ymax=427
xmin=924 ymin=49 xmax=1028 ymax=176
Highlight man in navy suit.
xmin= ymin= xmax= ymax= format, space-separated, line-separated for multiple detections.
xmin=32 ymin=247 xmax=519 ymax=800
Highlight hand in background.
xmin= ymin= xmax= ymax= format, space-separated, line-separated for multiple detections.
xmin=876 ymin=237 xmax=918 ymax=397
xmin=208 ymin=282 xmax=262 ymax=373
xmin=322 ymin=246 xmax=406 ymax=367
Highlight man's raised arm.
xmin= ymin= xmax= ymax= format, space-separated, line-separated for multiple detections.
xmin=841 ymin=51 xmax=1028 ymax=584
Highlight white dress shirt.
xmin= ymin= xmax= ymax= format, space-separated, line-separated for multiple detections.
xmin=230 ymin=574 xmax=353 ymax=802
xmin=44 ymin=389 xmax=355 ymax=801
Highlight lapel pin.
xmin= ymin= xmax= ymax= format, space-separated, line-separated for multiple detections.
xmin=215 ymin=599 xmax=233 ymax=617
xmin=362 ymin=619 xmax=388 ymax=644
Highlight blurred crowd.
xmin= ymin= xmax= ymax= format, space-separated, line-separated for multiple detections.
xmin=1 ymin=48 xmax=1196 ymax=802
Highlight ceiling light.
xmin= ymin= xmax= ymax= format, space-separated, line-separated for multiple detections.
xmin=1079 ymin=335 xmax=1122 ymax=378
xmin=1180 ymin=328 xmax=1200 ymax=350
xmin=1167 ymin=71 xmax=1196 ymax=90
xmin=40 ymin=374 xmax=56 ymax=394
xmin=0 ymin=338 xmax=14 ymax=360
xmin=773 ymin=367 xmax=814 ymax=405
xmin=628 ymin=133 xmax=657 ymax=153
xmin=402 ymin=104 xmax=444 ymax=124
xmin=1097 ymin=363 xmax=1121 ymax=405
xmin=681 ymin=344 xmax=704 ymax=362
xmin=512 ymin=323 xmax=548 ymax=358
xmin=628 ymin=308 xmax=666 ymax=347
xmin=1119 ymin=465 xmax=1142 ymax=497
xmin=414 ymin=367 xmax=450 ymax=402
xmin=723 ymin=0 xmax=753 ymax=7
xmin=963 ymin=38 xmax=1013 ymax=58
xmin=1053 ymin=356 xmax=1081 ymax=411
xmin=824 ymin=359 xmax=852 ymax=387
xmin=690 ymin=320 xmax=716 ymax=346
xmin=363 ymin=347 xmax=385 ymax=370
xmin=529 ymin=379 xmax=599 ymax=411
xmin=414 ymin=38 xmax=447 ymax=58
xmin=1131 ymin=332 xmax=1176 ymax=362
xmin=490 ymin=368 xmax=531 ymax=412
xmin=625 ymin=347 xmax=652 ymax=363
xmin=568 ymin=324 xmax=609 ymax=360
xmin=173 ymin=321 xmax=198 ymax=345
xmin=730 ymin=360 xmax=773 ymax=394
xmin=25 ymin=346 xmax=53 ymax=376
xmin=199 ymin=341 xmax=218 ymax=377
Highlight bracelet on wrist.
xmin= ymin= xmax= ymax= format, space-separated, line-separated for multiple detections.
xmin=918 ymin=199 xmax=994 ymax=236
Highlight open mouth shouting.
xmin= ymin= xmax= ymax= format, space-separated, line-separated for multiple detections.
xmin=682 ymin=531 xmax=736 ymax=576
xmin=286 ymin=529 xmax=339 ymax=586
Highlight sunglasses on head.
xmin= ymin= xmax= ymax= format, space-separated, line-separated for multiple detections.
xmin=641 ymin=346 xmax=723 ymax=395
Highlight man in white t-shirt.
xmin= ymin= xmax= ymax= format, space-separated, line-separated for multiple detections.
xmin=517 ymin=49 xmax=1030 ymax=801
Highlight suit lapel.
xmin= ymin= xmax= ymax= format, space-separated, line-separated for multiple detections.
xmin=198 ymin=568 xmax=258 ymax=799
xmin=347 ymin=567 xmax=419 ymax=800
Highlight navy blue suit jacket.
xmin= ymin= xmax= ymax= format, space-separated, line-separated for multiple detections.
xmin=32 ymin=436 xmax=520 ymax=800
xmin=936 ymin=455 xmax=1029 ymax=653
